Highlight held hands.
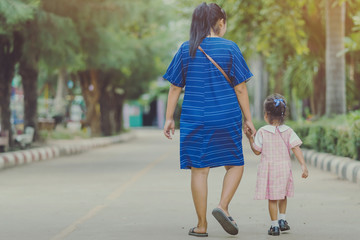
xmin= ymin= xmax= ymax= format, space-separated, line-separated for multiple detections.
xmin=244 ymin=120 xmax=256 ymax=139
xmin=301 ymin=165 xmax=309 ymax=179
xmin=163 ymin=119 xmax=175 ymax=140
xmin=244 ymin=128 xmax=253 ymax=139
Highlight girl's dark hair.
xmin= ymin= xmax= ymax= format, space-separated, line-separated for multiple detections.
xmin=189 ymin=2 xmax=226 ymax=57
xmin=264 ymin=94 xmax=287 ymax=125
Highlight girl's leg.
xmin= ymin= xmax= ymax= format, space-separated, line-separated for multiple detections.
xmin=268 ymin=200 xmax=280 ymax=235
xmin=217 ymin=166 xmax=244 ymax=217
xmin=278 ymin=197 xmax=287 ymax=215
xmin=278 ymin=197 xmax=290 ymax=230
xmin=268 ymin=200 xmax=278 ymax=221
xmin=191 ymin=167 xmax=210 ymax=233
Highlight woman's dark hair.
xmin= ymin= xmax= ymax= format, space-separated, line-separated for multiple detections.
xmin=264 ymin=94 xmax=287 ymax=125
xmin=189 ymin=2 xmax=227 ymax=57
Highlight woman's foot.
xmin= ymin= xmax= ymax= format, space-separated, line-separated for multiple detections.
xmin=216 ymin=205 xmax=230 ymax=216
xmin=212 ymin=207 xmax=238 ymax=235
xmin=188 ymin=227 xmax=208 ymax=237
xmin=216 ymin=205 xmax=237 ymax=225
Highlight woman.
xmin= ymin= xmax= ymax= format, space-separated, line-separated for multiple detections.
xmin=163 ymin=2 xmax=255 ymax=237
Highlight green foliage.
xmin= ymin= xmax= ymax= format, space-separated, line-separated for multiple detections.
xmin=39 ymin=127 xmax=89 ymax=140
xmin=35 ymin=10 xmax=83 ymax=71
xmin=20 ymin=8 xmax=85 ymax=72
xmin=0 ymin=0 xmax=38 ymax=34
xmin=283 ymin=54 xmax=318 ymax=100
xmin=39 ymin=0 xmax=178 ymax=100
xmin=353 ymin=120 xmax=360 ymax=159
xmin=290 ymin=110 xmax=360 ymax=160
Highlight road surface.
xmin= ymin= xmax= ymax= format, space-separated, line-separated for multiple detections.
xmin=0 ymin=129 xmax=359 ymax=240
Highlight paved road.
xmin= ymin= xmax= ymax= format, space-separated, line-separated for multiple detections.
xmin=0 ymin=129 xmax=359 ymax=240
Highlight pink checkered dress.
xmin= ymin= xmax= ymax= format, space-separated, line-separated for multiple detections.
xmin=253 ymin=125 xmax=302 ymax=200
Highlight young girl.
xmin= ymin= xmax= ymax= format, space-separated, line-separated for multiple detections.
xmin=245 ymin=94 xmax=309 ymax=236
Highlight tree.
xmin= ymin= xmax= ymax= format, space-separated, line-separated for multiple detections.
xmin=0 ymin=0 xmax=37 ymax=145
xmin=40 ymin=0 xmax=177 ymax=136
xmin=325 ymin=0 xmax=346 ymax=115
xmin=18 ymin=3 xmax=83 ymax=139
xmin=224 ymin=0 xmax=310 ymax=119
xmin=344 ymin=1 xmax=360 ymax=110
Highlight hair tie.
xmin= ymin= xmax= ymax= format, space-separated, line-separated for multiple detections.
xmin=274 ymin=99 xmax=285 ymax=107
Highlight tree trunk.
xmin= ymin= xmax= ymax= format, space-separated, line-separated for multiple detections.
xmin=252 ymin=55 xmax=268 ymax=120
xmin=274 ymin=70 xmax=284 ymax=95
xmin=78 ymin=70 xmax=102 ymax=136
xmin=0 ymin=72 xmax=13 ymax=145
xmin=99 ymin=77 xmax=114 ymax=136
xmin=54 ymin=68 xmax=67 ymax=116
xmin=0 ymin=32 xmax=23 ymax=147
xmin=325 ymin=0 xmax=346 ymax=115
xmin=303 ymin=3 xmax=326 ymax=117
xmin=19 ymin=58 xmax=39 ymax=140
xmin=114 ymin=93 xmax=125 ymax=133
xmin=313 ymin=62 xmax=326 ymax=116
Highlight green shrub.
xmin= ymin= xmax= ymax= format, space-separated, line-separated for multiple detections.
xmin=322 ymin=127 xmax=338 ymax=154
xmin=334 ymin=127 xmax=352 ymax=158
xmin=352 ymin=120 xmax=360 ymax=159
xmin=289 ymin=110 xmax=360 ymax=160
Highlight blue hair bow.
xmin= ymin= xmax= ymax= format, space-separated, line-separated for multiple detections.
xmin=274 ymin=98 xmax=285 ymax=107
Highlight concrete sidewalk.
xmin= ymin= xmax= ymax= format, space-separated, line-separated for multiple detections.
xmin=0 ymin=132 xmax=135 ymax=170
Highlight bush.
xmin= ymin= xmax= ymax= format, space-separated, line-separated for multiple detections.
xmin=352 ymin=120 xmax=360 ymax=159
xmin=289 ymin=110 xmax=360 ymax=160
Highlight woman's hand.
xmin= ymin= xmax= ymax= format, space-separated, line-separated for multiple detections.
xmin=244 ymin=129 xmax=252 ymax=139
xmin=164 ymin=119 xmax=175 ymax=140
xmin=244 ymin=119 xmax=256 ymax=137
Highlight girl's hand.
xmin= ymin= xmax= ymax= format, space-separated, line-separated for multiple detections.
xmin=244 ymin=128 xmax=252 ymax=139
xmin=244 ymin=120 xmax=256 ymax=137
xmin=301 ymin=165 xmax=309 ymax=178
xmin=164 ymin=119 xmax=175 ymax=140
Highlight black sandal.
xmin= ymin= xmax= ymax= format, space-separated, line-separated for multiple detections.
xmin=188 ymin=227 xmax=208 ymax=237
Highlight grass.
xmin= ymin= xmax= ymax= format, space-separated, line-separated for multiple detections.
xmin=39 ymin=126 xmax=90 ymax=141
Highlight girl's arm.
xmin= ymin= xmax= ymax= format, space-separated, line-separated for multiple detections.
xmin=234 ymin=82 xmax=256 ymax=137
xmin=292 ymin=146 xmax=309 ymax=178
xmin=163 ymin=84 xmax=182 ymax=139
xmin=245 ymin=132 xmax=261 ymax=155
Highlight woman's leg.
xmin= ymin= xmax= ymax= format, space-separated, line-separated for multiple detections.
xmin=191 ymin=167 xmax=210 ymax=233
xmin=217 ymin=165 xmax=244 ymax=217
xmin=268 ymin=200 xmax=278 ymax=221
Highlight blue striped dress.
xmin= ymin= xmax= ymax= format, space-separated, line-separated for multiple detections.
xmin=163 ymin=37 xmax=253 ymax=169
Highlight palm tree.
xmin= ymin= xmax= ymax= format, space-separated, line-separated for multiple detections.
xmin=325 ymin=0 xmax=346 ymax=115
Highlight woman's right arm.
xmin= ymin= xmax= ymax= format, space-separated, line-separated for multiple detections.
xmin=234 ymin=82 xmax=256 ymax=137
xmin=164 ymin=84 xmax=183 ymax=139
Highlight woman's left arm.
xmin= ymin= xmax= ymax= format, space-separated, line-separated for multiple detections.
xmin=234 ymin=82 xmax=256 ymax=137
xmin=164 ymin=84 xmax=182 ymax=139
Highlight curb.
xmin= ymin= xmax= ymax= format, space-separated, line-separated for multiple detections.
xmin=300 ymin=149 xmax=360 ymax=184
xmin=0 ymin=132 xmax=135 ymax=171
